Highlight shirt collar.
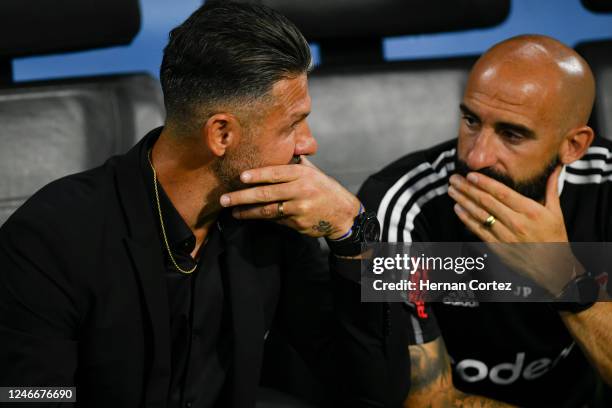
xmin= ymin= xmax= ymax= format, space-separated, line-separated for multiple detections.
xmin=156 ymin=184 xmax=196 ymax=253
xmin=558 ymin=164 xmax=567 ymax=197
xmin=140 ymin=128 xmax=240 ymax=254
xmin=140 ymin=133 xmax=196 ymax=254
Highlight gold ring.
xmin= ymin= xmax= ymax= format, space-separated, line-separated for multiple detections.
xmin=484 ymin=215 xmax=496 ymax=228
xmin=277 ymin=202 xmax=285 ymax=217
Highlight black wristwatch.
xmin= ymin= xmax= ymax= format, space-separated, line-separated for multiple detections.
xmin=551 ymin=273 xmax=600 ymax=313
xmin=326 ymin=211 xmax=380 ymax=257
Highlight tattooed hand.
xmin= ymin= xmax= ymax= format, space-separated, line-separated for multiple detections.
xmin=219 ymin=157 xmax=361 ymax=239
xmin=312 ymin=220 xmax=334 ymax=235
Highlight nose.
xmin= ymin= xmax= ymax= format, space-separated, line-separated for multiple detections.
xmin=294 ymin=122 xmax=318 ymax=156
xmin=464 ymin=128 xmax=498 ymax=170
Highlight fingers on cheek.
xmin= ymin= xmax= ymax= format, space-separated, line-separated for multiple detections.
xmin=452 ymin=187 xmax=493 ymax=224
xmin=449 ymin=185 xmax=473 ymax=209
xmin=454 ymin=181 xmax=474 ymax=199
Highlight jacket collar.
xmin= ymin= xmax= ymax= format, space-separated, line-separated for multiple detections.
xmin=115 ymin=127 xmax=171 ymax=406
xmin=114 ymin=128 xmax=266 ymax=407
xmin=219 ymin=219 xmax=266 ymax=407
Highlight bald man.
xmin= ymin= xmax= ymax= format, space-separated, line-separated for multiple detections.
xmin=359 ymin=35 xmax=612 ymax=407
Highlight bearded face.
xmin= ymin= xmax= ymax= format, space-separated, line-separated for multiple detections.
xmin=212 ymin=130 xmax=302 ymax=192
xmin=212 ymin=136 xmax=262 ymax=192
xmin=454 ymin=154 xmax=560 ymax=202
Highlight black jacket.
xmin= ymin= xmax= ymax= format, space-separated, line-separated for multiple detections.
xmin=0 ymin=130 xmax=409 ymax=407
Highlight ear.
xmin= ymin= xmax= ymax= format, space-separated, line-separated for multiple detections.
xmin=201 ymin=113 xmax=244 ymax=158
xmin=558 ymin=125 xmax=594 ymax=164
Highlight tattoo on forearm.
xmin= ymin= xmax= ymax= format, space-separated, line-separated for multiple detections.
xmin=409 ymin=337 xmax=451 ymax=392
xmin=406 ymin=338 xmax=512 ymax=407
xmin=449 ymin=392 xmax=511 ymax=407
xmin=312 ymin=220 xmax=333 ymax=234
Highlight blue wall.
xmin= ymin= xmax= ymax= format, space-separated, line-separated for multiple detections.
xmin=13 ymin=0 xmax=612 ymax=82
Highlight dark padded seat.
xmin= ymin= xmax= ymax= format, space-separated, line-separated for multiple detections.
xmin=0 ymin=75 xmax=164 ymax=225
xmin=577 ymin=40 xmax=612 ymax=142
xmin=308 ymin=58 xmax=474 ymax=193
xmin=0 ymin=0 xmax=165 ymax=226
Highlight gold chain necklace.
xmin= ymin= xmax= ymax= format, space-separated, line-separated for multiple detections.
xmin=147 ymin=149 xmax=198 ymax=274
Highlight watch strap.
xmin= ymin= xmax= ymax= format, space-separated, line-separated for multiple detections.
xmin=551 ymin=274 xmax=599 ymax=313
xmin=327 ymin=208 xmax=379 ymax=257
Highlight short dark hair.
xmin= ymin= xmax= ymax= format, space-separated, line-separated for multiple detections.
xmin=160 ymin=0 xmax=312 ymax=131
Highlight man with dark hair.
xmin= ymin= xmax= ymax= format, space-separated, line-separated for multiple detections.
xmin=359 ymin=35 xmax=612 ymax=407
xmin=0 ymin=2 xmax=428 ymax=407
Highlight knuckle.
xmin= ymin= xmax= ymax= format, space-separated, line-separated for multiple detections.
xmin=474 ymin=192 xmax=485 ymax=207
xmin=465 ymin=199 xmax=478 ymax=214
xmin=507 ymin=219 xmax=518 ymax=231
xmin=294 ymin=202 xmax=305 ymax=213
xmin=514 ymin=222 xmax=527 ymax=237
xmin=257 ymin=188 xmax=271 ymax=202
xmin=302 ymin=186 xmax=315 ymax=198
xmin=261 ymin=205 xmax=273 ymax=217
xmin=271 ymin=169 xmax=282 ymax=183
xmin=299 ymin=201 xmax=311 ymax=214
xmin=479 ymin=194 xmax=492 ymax=208
xmin=479 ymin=208 xmax=490 ymax=221
xmin=295 ymin=218 xmax=309 ymax=230
xmin=305 ymin=183 xmax=319 ymax=196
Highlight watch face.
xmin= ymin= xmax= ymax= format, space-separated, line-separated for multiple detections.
xmin=577 ymin=275 xmax=600 ymax=304
xmin=362 ymin=216 xmax=381 ymax=243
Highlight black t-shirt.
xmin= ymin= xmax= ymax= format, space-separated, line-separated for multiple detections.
xmin=358 ymin=137 xmax=612 ymax=407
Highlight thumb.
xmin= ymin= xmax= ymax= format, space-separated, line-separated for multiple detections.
xmin=545 ymin=165 xmax=563 ymax=211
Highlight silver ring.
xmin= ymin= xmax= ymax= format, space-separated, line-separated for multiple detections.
xmin=484 ymin=215 xmax=496 ymax=228
xmin=277 ymin=202 xmax=285 ymax=218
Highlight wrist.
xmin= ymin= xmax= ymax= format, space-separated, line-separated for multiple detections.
xmin=543 ymin=251 xmax=581 ymax=296
xmin=326 ymin=207 xmax=380 ymax=257
xmin=551 ymin=273 xmax=599 ymax=313
xmin=328 ymin=201 xmax=363 ymax=240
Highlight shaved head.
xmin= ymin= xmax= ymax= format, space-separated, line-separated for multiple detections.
xmin=471 ymin=34 xmax=595 ymax=132
xmin=457 ymin=34 xmax=596 ymax=202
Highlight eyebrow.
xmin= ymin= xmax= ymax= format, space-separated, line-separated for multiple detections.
xmin=459 ymin=103 xmax=536 ymax=140
xmin=495 ymin=121 xmax=536 ymax=139
xmin=459 ymin=103 xmax=479 ymax=119
xmin=290 ymin=111 xmax=310 ymax=124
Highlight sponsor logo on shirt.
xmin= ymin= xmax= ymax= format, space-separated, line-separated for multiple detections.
xmin=442 ymin=289 xmax=480 ymax=307
xmin=414 ymin=300 xmax=428 ymax=318
xmin=453 ymin=342 xmax=575 ymax=385
xmin=442 ymin=299 xmax=480 ymax=307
